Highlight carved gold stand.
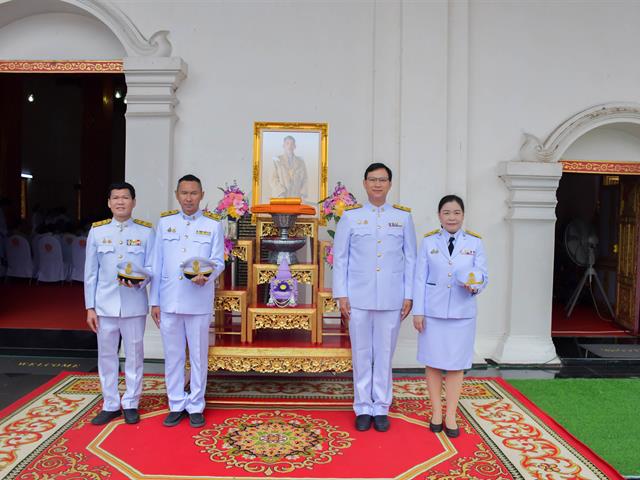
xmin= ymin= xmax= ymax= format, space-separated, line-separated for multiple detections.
xmin=210 ymin=217 xmax=350 ymax=373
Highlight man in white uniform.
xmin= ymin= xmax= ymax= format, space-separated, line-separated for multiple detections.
xmin=84 ymin=182 xmax=154 ymax=425
xmin=150 ymin=174 xmax=224 ymax=428
xmin=332 ymin=163 xmax=416 ymax=432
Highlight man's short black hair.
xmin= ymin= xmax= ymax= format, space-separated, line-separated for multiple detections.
xmin=177 ymin=174 xmax=202 ymax=189
xmin=108 ymin=182 xmax=136 ymax=199
xmin=364 ymin=163 xmax=392 ymax=181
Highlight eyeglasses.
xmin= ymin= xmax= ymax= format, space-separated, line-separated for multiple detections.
xmin=366 ymin=177 xmax=390 ymax=184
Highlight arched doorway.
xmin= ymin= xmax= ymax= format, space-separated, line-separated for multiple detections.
xmin=497 ymin=103 xmax=640 ymax=364
xmin=0 ymin=0 xmax=187 ymax=358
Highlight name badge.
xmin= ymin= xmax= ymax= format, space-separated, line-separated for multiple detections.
xmin=388 ymin=222 xmax=403 ymax=228
xmin=461 ymin=249 xmax=475 ymax=255
xmin=430 ymin=248 xmax=439 ymax=255
xmin=356 ymin=220 xmax=368 ymax=225
xmin=196 ymin=230 xmax=211 ymax=236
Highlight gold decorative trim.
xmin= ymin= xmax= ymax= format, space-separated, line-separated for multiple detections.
xmin=561 ymin=159 xmax=640 ymax=175
xmin=0 ymin=60 xmax=123 ymax=73
xmin=214 ymin=296 xmax=242 ymax=312
xmin=254 ymin=313 xmax=312 ymax=330
xmin=231 ymin=244 xmax=248 ymax=261
xmin=209 ymin=356 xmax=352 ymax=373
xmin=322 ymin=296 xmax=339 ymax=313
xmin=255 ymin=264 xmax=317 ymax=285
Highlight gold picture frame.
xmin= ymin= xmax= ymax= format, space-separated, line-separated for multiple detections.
xmin=252 ymin=122 xmax=328 ymax=219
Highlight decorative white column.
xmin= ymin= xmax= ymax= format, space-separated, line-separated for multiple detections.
xmin=123 ymin=56 xmax=187 ymax=221
xmin=123 ymin=56 xmax=187 ymax=359
xmin=494 ymin=160 xmax=562 ymax=364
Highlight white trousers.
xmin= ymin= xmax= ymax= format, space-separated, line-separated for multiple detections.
xmin=160 ymin=312 xmax=212 ymax=413
xmin=349 ymin=308 xmax=401 ymax=416
xmin=97 ymin=315 xmax=146 ymax=411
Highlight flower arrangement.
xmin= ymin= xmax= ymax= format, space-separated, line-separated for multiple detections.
xmin=223 ymin=237 xmax=235 ymax=262
xmin=214 ymin=181 xmax=250 ymax=220
xmin=319 ymin=182 xmax=357 ymax=239
xmin=319 ymin=182 xmax=358 ymax=267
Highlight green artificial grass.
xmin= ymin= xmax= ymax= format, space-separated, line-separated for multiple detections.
xmin=507 ymin=378 xmax=640 ymax=477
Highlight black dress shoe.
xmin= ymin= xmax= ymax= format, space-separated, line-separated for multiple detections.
xmin=163 ymin=410 xmax=187 ymax=427
xmin=355 ymin=414 xmax=372 ymax=431
xmin=189 ymin=412 xmax=205 ymax=428
xmin=429 ymin=422 xmax=443 ymax=433
xmin=444 ymin=425 xmax=460 ymax=438
xmin=91 ymin=410 xmax=122 ymax=425
xmin=123 ymin=408 xmax=140 ymax=424
xmin=373 ymin=415 xmax=390 ymax=432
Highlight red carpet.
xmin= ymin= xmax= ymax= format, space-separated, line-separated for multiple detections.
xmin=0 ymin=282 xmax=88 ymax=330
xmin=0 ymin=373 xmax=623 ymax=479
xmin=552 ymin=303 xmax=632 ymax=337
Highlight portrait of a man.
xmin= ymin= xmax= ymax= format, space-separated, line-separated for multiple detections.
xmin=253 ymin=122 xmax=328 ymax=213
xmin=270 ymin=135 xmax=309 ymax=200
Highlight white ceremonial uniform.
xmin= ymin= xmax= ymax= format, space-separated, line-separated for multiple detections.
xmin=84 ymin=217 xmax=155 ymax=412
xmin=333 ymin=202 xmax=416 ymax=416
xmin=412 ymin=228 xmax=488 ymax=370
xmin=149 ymin=209 xmax=224 ymax=414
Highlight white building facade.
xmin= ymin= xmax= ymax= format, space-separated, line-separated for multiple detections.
xmin=2 ymin=0 xmax=639 ymax=365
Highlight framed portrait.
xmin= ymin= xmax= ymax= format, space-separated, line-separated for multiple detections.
xmin=252 ymin=122 xmax=328 ymax=215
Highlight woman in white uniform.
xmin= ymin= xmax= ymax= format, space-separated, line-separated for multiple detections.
xmin=412 ymin=195 xmax=488 ymax=438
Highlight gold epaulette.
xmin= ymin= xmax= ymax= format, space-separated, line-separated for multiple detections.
xmin=160 ymin=209 xmax=179 ymax=217
xmin=345 ymin=204 xmax=362 ymax=211
xmin=424 ymin=229 xmax=440 ymax=237
xmin=465 ymin=229 xmax=482 ymax=238
xmin=393 ymin=204 xmax=411 ymax=212
xmin=203 ymin=211 xmax=222 ymax=221
xmin=133 ymin=218 xmax=153 ymax=228
xmin=91 ymin=218 xmax=112 ymax=228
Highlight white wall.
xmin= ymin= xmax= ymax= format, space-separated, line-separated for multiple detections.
xmin=563 ymin=124 xmax=640 ymax=161
xmin=5 ymin=0 xmax=640 ymax=365
xmin=0 ymin=12 xmax=125 ymax=59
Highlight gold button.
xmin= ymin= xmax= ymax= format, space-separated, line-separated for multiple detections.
xmin=448 ymin=273 xmax=452 ymax=277
xmin=449 ymin=261 xmax=453 ymax=265
xmin=187 ymin=222 xmax=190 ymax=226
xmin=447 ymin=285 xmax=451 ymax=288
xmin=119 ymin=240 xmax=123 ymax=245
xmin=377 ymin=253 xmax=382 ymax=257
xmin=179 ymin=275 xmax=183 ymax=280
xmin=182 ymin=248 xmax=186 ymax=252
xmin=118 ymin=255 xmax=123 ymax=259
xmin=376 ymin=267 xmax=380 ymax=272
xmin=377 ymin=240 xmax=381 ymax=244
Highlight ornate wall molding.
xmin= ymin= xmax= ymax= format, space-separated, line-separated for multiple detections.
xmin=0 ymin=0 xmax=172 ymax=57
xmin=0 ymin=60 xmax=122 ymax=73
xmin=519 ymin=102 xmax=640 ymax=163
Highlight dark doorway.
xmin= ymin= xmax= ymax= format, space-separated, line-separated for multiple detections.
xmin=552 ymin=172 xmax=639 ymax=338
xmin=0 ymin=73 xmax=126 ymax=349
xmin=0 ymin=73 xmax=126 ymax=231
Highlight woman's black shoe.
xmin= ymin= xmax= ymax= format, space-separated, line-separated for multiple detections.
xmin=444 ymin=426 xmax=460 ymax=438
xmin=429 ymin=422 xmax=443 ymax=433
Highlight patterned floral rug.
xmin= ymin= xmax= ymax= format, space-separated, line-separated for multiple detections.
xmin=0 ymin=373 xmax=622 ymax=479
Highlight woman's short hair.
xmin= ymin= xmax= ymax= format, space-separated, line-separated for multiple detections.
xmin=438 ymin=194 xmax=464 ymax=213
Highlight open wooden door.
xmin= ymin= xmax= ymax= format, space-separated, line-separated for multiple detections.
xmin=616 ymin=177 xmax=640 ymax=334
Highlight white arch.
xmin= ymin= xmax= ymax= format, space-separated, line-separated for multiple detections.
xmin=519 ymin=102 xmax=640 ymax=163
xmin=0 ymin=0 xmax=171 ymax=57
xmin=497 ymin=101 xmax=640 ymax=364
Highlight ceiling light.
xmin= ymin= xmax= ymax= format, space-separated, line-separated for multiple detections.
xmin=21 ymin=172 xmax=33 ymax=179
xmin=27 ymin=93 xmax=35 ymax=103
xmin=114 ymin=90 xmax=122 ymax=99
